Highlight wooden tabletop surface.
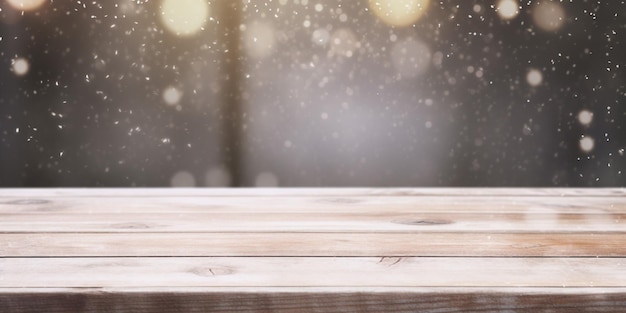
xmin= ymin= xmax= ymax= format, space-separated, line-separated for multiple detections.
xmin=1 ymin=188 xmax=625 ymax=312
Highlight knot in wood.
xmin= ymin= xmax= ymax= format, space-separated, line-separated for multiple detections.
xmin=391 ymin=218 xmax=453 ymax=226
xmin=4 ymin=199 xmax=51 ymax=205
xmin=190 ymin=266 xmax=234 ymax=277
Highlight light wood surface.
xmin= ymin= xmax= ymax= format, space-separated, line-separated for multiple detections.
xmin=2 ymin=233 xmax=624 ymax=257
xmin=1 ymin=188 xmax=625 ymax=312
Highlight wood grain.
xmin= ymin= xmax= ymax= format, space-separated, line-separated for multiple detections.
xmin=2 ymin=257 xmax=625 ymax=288
xmin=2 ymin=195 xmax=625 ymax=214
xmin=2 ymin=289 xmax=626 ymax=313
xmin=1 ymin=233 xmax=624 ymax=257
xmin=0 ymin=212 xmax=623 ymax=233
xmin=0 ymin=187 xmax=624 ymax=197
xmin=0 ymin=188 xmax=625 ymax=312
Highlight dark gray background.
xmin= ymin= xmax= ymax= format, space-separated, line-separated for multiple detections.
xmin=1 ymin=0 xmax=624 ymax=187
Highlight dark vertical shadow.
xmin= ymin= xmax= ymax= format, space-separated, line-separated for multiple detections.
xmin=1 ymin=14 xmax=61 ymax=187
xmin=0 ymin=24 xmax=18 ymax=186
xmin=218 ymin=2 xmax=244 ymax=187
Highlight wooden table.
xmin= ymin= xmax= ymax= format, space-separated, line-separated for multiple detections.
xmin=1 ymin=188 xmax=625 ymax=312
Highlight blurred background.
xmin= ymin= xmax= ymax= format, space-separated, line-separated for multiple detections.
xmin=0 ymin=0 xmax=624 ymax=187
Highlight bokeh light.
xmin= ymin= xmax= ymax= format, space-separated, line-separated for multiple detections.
xmin=6 ymin=0 xmax=46 ymax=11
xmin=391 ymin=37 xmax=431 ymax=78
xmin=369 ymin=0 xmax=430 ymax=27
xmin=312 ymin=28 xmax=331 ymax=46
xmin=578 ymin=110 xmax=594 ymax=126
xmin=496 ymin=0 xmax=519 ymax=20
xmin=205 ymin=166 xmax=232 ymax=187
xmin=579 ymin=136 xmax=595 ymax=153
xmin=329 ymin=28 xmax=359 ymax=57
xmin=533 ymin=1 xmax=565 ymax=32
xmin=162 ymin=86 xmax=182 ymax=106
xmin=160 ymin=0 xmax=209 ymax=37
xmin=11 ymin=57 xmax=29 ymax=76
xmin=170 ymin=171 xmax=196 ymax=187
xmin=526 ymin=68 xmax=543 ymax=86
xmin=244 ymin=21 xmax=276 ymax=59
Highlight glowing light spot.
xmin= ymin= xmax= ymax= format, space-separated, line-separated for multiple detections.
xmin=526 ymin=69 xmax=543 ymax=86
xmin=496 ymin=0 xmax=518 ymax=20
xmin=369 ymin=0 xmax=430 ymax=27
xmin=391 ymin=37 xmax=431 ymax=78
xmin=160 ymin=0 xmax=208 ymax=37
xmin=205 ymin=166 xmax=231 ymax=187
xmin=329 ymin=28 xmax=359 ymax=57
xmin=312 ymin=28 xmax=330 ymax=46
xmin=578 ymin=110 xmax=593 ymax=126
xmin=162 ymin=86 xmax=182 ymax=106
xmin=171 ymin=171 xmax=196 ymax=187
xmin=533 ymin=1 xmax=565 ymax=32
xmin=119 ymin=1 xmax=139 ymax=15
xmin=6 ymin=0 xmax=46 ymax=11
xmin=255 ymin=172 xmax=279 ymax=187
xmin=244 ymin=21 xmax=276 ymax=59
xmin=580 ymin=136 xmax=595 ymax=153
xmin=12 ymin=57 xmax=29 ymax=76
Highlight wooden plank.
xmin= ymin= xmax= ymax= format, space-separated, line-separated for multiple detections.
xmin=1 ymin=188 xmax=625 ymax=312
xmin=0 ymin=188 xmax=624 ymax=198
xmin=1 ymin=233 xmax=624 ymax=257
xmin=1 ymin=288 xmax=625 ymax=313
xmin=1 ymin=196 xmax=504 ymax=213
xmin=0 ymin=212 xmax=623 ymax=233
xmin=3 ymin=286 xmax=626 ymax=294
xmin=2 ymin=195 xmax=626 ymax=215
xmin=1 ymin=257 xmax=625 ymax=288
